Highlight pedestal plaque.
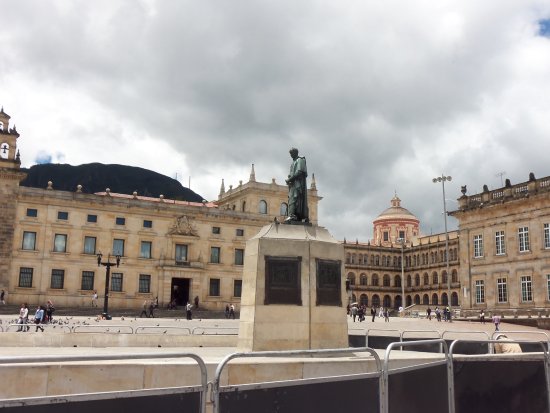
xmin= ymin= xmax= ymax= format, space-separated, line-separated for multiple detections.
xmin=265 ymin=256 xmax=302 ymax=305
xmin=316 ymin=259 xmax=342 ymax=306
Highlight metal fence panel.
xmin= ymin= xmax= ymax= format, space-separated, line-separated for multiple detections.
xmin=388 ymin=363 xmax=449 ymax=413
xmin=453 ymin=359 xmax=548 ymax=413
xmin=0 ymin=388 xmax=200 ymax=413
xmin=219 ymin=376 xmax=379 ymax=413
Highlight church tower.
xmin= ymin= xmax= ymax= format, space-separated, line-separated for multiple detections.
xmin=0 ymin=108 xmax=26 ymax=288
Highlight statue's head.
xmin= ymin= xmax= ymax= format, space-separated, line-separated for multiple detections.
xmin=289 ymin=147 xmax=299 ymax=158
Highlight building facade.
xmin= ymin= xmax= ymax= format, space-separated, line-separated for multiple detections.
xmin=451 ymin=175 xmax=550 ymax=315
xmin=0 ymin=109 xmax=322 ymax=310
xmin=343 ymin=196 xmax=460 ymax=311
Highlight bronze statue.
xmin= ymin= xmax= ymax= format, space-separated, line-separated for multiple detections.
xmin=284 ymin=148 xmax=309 ymax=223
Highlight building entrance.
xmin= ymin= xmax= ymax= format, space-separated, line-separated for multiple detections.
xmin=171 ymin=278 xmax=190 ymax=306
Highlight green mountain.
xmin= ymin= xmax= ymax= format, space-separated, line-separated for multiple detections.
xmin=20 ymin=163 xmax=205 ymax=202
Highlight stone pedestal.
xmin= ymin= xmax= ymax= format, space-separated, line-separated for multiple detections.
xmin=237 ymin=223 xmax=348 ymax=351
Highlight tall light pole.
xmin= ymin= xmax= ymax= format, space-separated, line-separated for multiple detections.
xmin=397 ymin=238 xmax=406 ymax=315
xmin=432 ymin=174 xmax=452 ymax=321
xmin=97 ymin=252 xmax=121 ymax=320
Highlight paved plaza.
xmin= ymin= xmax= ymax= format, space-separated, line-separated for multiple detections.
xmin=0 ymin=312 xmax=547 ymax=358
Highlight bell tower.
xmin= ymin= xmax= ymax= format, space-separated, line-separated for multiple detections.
xmin=0 ymin=107 xmax=26 ymax=288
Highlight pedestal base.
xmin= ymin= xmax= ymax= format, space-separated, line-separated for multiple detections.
xmin=237 ymin=223 xmax=348 ymax=351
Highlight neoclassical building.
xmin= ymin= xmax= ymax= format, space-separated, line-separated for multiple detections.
xmin=343 ymin=195 xmax=460 ymax=310
xmin=0 ymin=108 xmax=322 ymax=310
xmin=451 ymin=175 xmax=550 ymax=315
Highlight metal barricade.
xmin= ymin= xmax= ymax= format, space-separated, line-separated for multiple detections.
xmin=0 ymin=352 xmax=208 ymax=413
xmin=72 ymin=324 xmax=134 ymax=334
xmin=442 ymin=330 xmax=490 ymax=354
xmin=192 ymin=326 xmax=238 ymax=335
xmin=449 ymin=339 xmax=550 ymax=413
xmin=211 ymin=347 xmax=382 ymax=413
xmin=400 ymin=330 xmax=441 ymax=352
xmin=6 ymin=323 xmax=72 ymax=333
xmin=135 ymin=326 xmax=192 ymax=335
xmin=383 ymin=339 xmax=453 ymax=413
xmin=366 ymin=328 xmax=401 ymax=349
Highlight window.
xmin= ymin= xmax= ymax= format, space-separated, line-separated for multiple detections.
xmin=143 ymin=220 xmax=152 ymax=228
xmin=518 ymin=227 xmax=530 ymax=252
xmin=112 ymin=239 xmax=125 ymax=256
xmin=210 ymin=247 xmax=221 ymax=264
xmin=209 ymin=278 xmax=220 ymax=296
xmin=545 ymin=224 xmax=550 ymax=249
xmin=22 ymin=231 xmax=36 ymax=250
xmin=18 ymin=267 xmax=33 ymax=288
xmin=212 ymin=226 xmax=221 ymax=234
xmin=259 ymin=200 xmax=268 ymax=214
xmin=399 ymin=231 xmax=405 ymax=240
xmin=520 ymin=276 xmax=532 ymax=302
xmin=139 ymin=274 xmax=151 ymax=293
xmin=495 ymin=231 xmax=506 ymax=255
xmin=475 ymin=280 xmax=485 ymax=304
xmin=57 ymin=211 xmax=69 ymax=220
xmin=383 ymin=274 xmax=390 ymax=287
xmin=497 ymin=278 xmax=508 ymax=303
xmin=140 ymin=241 xmax=152 ymax=259
xmin=87 ymin=214 xmax=97 ymax=223
xmin=53 ymin=234 xmax=67 ymax=253
xmin=234 ymin=279 xmax=242 ymax=297
xmin=280 ymin=203 xmax=288 ymax=216
xmin=50 ymin=269 xmax=65 ymax=289
xmin=547 ymin=275 xmax=550 ymax=301
xmin=115 ymin=217 xmax=126 ymax=226
xmin=236 ymin=229 xmax=244 ymax=237
xmin=473 ymin=235 xmax=483 ymax=258
xmin=26 ymin=208 xmax=37 ymax=217
xmin=235 ymin=249 xmax=244 ymax=265
xmin=81 ymin=271 xmax=94 ymax=290
xmin=83 ymin=236 xmax=96 ymax=255
xmin=111 ymin=273 xmax=123 ymax=292
xmin=383 ymin=232 xmax=389 ymax=242
xmin=175 ymin=244 xmax=188 ymax=263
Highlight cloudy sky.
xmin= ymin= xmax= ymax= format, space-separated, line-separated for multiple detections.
xmin=1 ymin=1 xmax=550 ymax=241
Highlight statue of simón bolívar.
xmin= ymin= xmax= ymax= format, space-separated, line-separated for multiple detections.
xmin=284 ymin=147 xmax=309 ymax=223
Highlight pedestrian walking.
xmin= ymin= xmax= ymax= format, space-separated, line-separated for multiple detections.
xmin=34 ymin=306 xmax=45 ymax=332
xmin=426 ymin=307 xmax=432 ymax=320
xmin=186 ymin=302 xmax=193 ymax=320
xmin=17 ymin=303 xmax=29 ymax=332
xmin=148 ymin=301 xmax=155 ymax=318
xmin=479 ymin=310 xmax=485 ymax=324
xmin=0 ymin=289 xmax=5 ymax=304
xmin=492 ymin=313 xmax=501 ymax=331
xmin=371 ymin=307 xmax=376 ymax=322
xmin=91 ymin=291 xmax=98 ymax=307
xmin=140 ymin=300 xmax=148 ymax=318
xmin=229 ymin=304 xmax=236 ymax=319
xmin=351 ymin=306 xmax=358 ymax=322
xmin=45 ymin=300 xmax=55 ymax=323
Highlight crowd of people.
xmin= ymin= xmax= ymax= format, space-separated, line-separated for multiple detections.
xmin=425 ymin=306 xmax=452 ymax=322
xmin=16 ymin=300 xmax=56 ymax=332
xmin=347 ymin=304 xmax=390 ymax=322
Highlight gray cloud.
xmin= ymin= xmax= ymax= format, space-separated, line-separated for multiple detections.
xmin=1 ymin=0 xmax=550 ymax=240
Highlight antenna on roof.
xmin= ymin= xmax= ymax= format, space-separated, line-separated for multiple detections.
xmin=495 ymin=171 xmax=506 ymax=187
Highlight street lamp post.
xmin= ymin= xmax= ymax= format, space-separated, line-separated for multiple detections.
xmin=397 ymin=238 xmax=406 ymax=315
xmin=432 ymin=174 xmax=452 ymax=321
xmin=96 ymin=252 xmax=121 ymax=319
